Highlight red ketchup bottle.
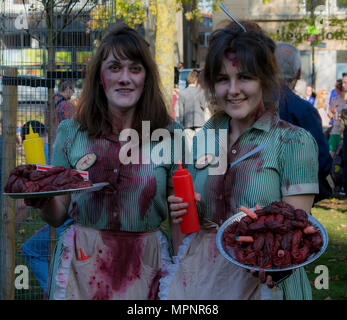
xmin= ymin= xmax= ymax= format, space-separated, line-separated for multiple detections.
xmin=172 ymin=162 xmax=200 ymax=234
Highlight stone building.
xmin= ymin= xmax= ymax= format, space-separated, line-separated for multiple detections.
xmin=213 ymin=0 xmax=347 ymax=93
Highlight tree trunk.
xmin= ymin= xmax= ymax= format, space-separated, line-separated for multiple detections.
xmin=155 ymin=0 xmax=176 ymax=115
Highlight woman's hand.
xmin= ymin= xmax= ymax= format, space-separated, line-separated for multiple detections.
xmin=24 ymin=194 xmax=71 ymax=228
xmin=250 ymin=269 xmax=294 ymax=288
xmin=24 ymin=197 xmax=54 ymax=210
xmin=168 ymin=193 xmax=201 ymax=223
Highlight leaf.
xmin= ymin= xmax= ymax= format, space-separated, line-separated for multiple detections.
xmin=324 ymin=296 xmax=332 ymax=300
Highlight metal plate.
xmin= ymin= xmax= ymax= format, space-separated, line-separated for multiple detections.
xmin=216 ymin=211 xmax=329 ymax=272
xmin=3 ymin=182 xmax=109 ymax=199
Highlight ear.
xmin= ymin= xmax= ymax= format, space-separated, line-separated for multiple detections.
xmin=296 ymin=68 xmax=301 ymax=80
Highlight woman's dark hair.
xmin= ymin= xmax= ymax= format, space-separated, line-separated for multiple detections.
xmin=21 ymin=120 xmax=47 ymax=142
xmin=75 ymin=23 xmax=171 ymax=138
xmin=204 ymin=26 xmax=280 ymax=112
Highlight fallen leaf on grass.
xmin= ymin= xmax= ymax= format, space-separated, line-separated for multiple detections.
xmin=328 ymin=259 xmax=337 ymax=262
xmin=325 ymin=296 xmax=332 ymax=300
xmin=330 ymin=275 xmax=344 ymax=281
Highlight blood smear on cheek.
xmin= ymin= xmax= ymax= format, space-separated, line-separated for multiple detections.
xmin=101 ymin=72 xmax=109 ymax=91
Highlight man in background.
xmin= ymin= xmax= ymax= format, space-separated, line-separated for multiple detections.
xmin=339 ymin=73 xmax=347 ymax=196
xmin=275 ymin=42 xmax=332 ymax=202
xmin=177 ymin=69 xmax=209 ymax=149
xmin=44 ymin=80 xmax=75 ymax=130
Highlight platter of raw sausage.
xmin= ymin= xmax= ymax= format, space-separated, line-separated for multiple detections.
xmin=216 ymin=201 xmax=328 ymax=272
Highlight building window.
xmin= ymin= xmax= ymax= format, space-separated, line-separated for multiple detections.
xmin=199 ymin=32 xmax=210 ymax=47
xmin=305 ymin=0 xmax=325 ymax=11
xmin=4 ymin=34 xmax=31 ymax=48
xmin=200 ymin=17 xmax=212 ymax=28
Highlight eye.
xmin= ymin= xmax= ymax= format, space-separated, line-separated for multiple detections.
xmin=109 ymin=64 xmax=121 ymax=72
xmin=216 ymin=75 xmax=228 ymax=83
xmin=238 ymin=74 xmax=253 ymax=80
xmin=130 ymin=65 xmax=143 ymax=73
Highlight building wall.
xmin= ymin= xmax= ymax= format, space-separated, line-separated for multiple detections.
xmin=213 ymin=0 xmax=347 ymax=93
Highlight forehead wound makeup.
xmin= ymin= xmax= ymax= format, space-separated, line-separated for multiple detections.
xmin=225 ymin=49 xmax=237 ymax=67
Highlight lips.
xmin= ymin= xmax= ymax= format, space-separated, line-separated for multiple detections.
xmin=227 ymin=98 xmax=247 ymax=105
xmin=116 ymin=88 xmax=134 ymax=93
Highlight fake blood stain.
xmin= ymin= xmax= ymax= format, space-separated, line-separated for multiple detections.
xmin=139 ymin=177 xmax=157 ymax=218
xmin=89 ymin=231 xmax=144 ymax=300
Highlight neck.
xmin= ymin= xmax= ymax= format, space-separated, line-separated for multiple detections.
xmin=287 ymin=80 xmax=297 ymax=90
xmin=108 ymin=107 xmax=136 ymax=134
xmin=229 ymin=117 xmax=254 ymax=145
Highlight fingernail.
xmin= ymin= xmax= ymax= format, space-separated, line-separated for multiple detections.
xmin=235 ymin=236 xmax=239 ymax=239
xmin=313 ymin=226 xmax=318 ymax=230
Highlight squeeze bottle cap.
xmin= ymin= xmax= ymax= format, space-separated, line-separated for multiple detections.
xmin=174 ymin=161 xmax=188 ymax=176
xmin=25 ymin=124 xmax=39 ymax=140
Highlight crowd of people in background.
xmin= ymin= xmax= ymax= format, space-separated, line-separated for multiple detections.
xmin=300 ymin=73 xmax=347 ymax=195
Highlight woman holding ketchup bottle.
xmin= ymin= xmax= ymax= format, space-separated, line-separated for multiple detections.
xmin=164 ymin=23 xmax=319 ymax=300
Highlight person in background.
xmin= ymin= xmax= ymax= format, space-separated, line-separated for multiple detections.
xmin=44 ymin=80 xmax=75 ymax=132
xmin=329 ymin=74 xmax=346 ymax=108
xmin=314 ymin=89 xmax=331 ymax=136
xmin=275 ymin=42 xmax=332 ymax=203
xmin=24 ymin=23 xmax=180 ymax=300
xmin=174 ymin=61 xmax=184 ymax=87
xmin=328 ymin=78 xmax=347 ymax=157
xmin=305 ymin=85 xmax=315 ymax=105
xmin=197 ymin=71 xmax=212 ymax=122
xmin=172 ymin=86 xmax=180 ymax=120
xmin=16 ymin=120 xmax=24 ymax=145
xmin=178 ymin=69 xmax=209 ymax=150
xmin=165 ymin=25 xmax=318 ymax=300
xmin=340 ymin=73 xmax=347 ymax=196
xmin=54 ymin=80 xmax=75 ymax=126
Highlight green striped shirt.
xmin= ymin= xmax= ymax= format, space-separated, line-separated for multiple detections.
xmin=191 ymin=110 xmax=319 ymax=224
xmin=52 ymin=119 xmax=181 ymax=232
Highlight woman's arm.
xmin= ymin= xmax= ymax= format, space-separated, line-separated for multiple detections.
xmin=282 ymin=194 xmax=315 ymax=213
xmin=25 ymin=194 xmax=71 ymax=228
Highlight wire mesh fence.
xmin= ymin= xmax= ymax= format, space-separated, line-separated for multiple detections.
xmin=0 ymin=0 xmax=118 ymax=300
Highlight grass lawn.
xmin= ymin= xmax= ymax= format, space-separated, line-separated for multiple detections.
xmin=306 ymin=197 xmax=347 ymax=300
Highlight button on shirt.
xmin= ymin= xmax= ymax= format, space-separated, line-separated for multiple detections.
xmin=191 ymin=110 xmax=319 ymax=226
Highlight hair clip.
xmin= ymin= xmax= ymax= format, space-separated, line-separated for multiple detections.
xmin=219 ymin=3 xmax=247 ymax=32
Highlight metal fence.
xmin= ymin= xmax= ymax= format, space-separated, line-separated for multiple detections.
xmin=0 ymin=0 xmax=117 ymax=300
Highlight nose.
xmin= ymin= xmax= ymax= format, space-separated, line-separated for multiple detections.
xmin=118 ymin=68 xmax=131 ymax=84
xmin=227 ymin=79 xmax=240 ymax=96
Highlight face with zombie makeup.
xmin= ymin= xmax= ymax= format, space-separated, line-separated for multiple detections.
xmin=214 ymin=51 xmax=264 ymax=124
xmin=100 ymin=51 xmax=146 ymax=113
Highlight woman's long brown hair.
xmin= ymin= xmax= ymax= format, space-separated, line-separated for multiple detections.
xmin=75 ymin=23 xmax=171 ymax=138
xmin=204 ymin=26 xmax=280 ymax=113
